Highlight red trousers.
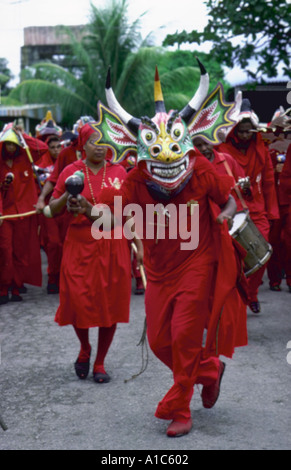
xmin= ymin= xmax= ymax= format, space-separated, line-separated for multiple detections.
xmin=267 ymin=205 xmax=291 ymax=287
xmin=0 ymin=216 xmax=42 ymax=289
xmin=39 ymin=214 xmax=65 ymax=284
xmin=145 ymin=260 xmax=220 ymax=421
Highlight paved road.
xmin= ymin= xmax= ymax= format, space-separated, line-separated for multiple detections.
xmin=0 ymin=255 xmax=290 ymax=452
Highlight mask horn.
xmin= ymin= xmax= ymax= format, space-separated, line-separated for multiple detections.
xmin=154 ymin=66 xmax=166 ymax=113
xmin=179 ymin=58 xmax=209 ymax=124
xmin=105 ymin=67 xmax=140 ymax=135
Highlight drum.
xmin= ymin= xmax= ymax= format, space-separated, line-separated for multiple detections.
xmin=229 ymin=210 xmax=273 ymax=277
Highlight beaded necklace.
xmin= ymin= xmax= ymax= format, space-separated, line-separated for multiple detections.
xmin=84 ymin=160 xmax=106 ymax=205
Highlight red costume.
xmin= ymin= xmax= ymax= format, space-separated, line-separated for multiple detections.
xmin=210 ymin=148 xmax=247 ymax=211
xmin=0 ymin=132 xmax=47 ymax=298
xmin=219 ymin=128 xmax=279 ymax=304
xmin=37 ymin=149 xmax=63 ymax=291
xmin=267 ymin=143 xmax=291 ymax=290
xmin=52 ymin=159 xmax=131 ymax=329
xmin=48 ymin=140 xmax=82 ymax=185
xmin=101 ymin=157 xmax=247 ymax=422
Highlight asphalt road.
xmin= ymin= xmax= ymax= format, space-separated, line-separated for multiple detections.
xmin=0 ymin=253 xmax=290 ymax=453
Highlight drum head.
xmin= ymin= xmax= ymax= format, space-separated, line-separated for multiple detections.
xmin=229 ymin=211 xmax=247 ymax=236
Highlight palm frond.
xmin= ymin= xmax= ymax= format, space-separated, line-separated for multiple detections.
xmin=9 ymin=79 xmax=97 ymax=125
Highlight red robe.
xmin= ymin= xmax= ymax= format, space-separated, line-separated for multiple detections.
xmin=52 ymin=160 xmax=131 ymax=328
xmin=267 ymin=143 xmax=291 ymax=287
xmin=0 ymin=134 xmax=47 ymax=289
xmin=48 ymin=141 xmax=82 ymax=185
xmin=37 ymin=150 xmax=63 ymax=285
xmin=210 ymin=149 xmax=247 ymax=211
xmin=219 ymin=128 xmax=279 ymax=301
xmin=100 ymin=156 xmax=247 ymax=421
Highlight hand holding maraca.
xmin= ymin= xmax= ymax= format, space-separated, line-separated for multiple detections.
xmin=65 ymin=171 xmax=88 ymax=216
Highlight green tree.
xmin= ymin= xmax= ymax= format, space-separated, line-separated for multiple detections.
xmin=7 ymin=0 xmax=230 ymax=127
xmin=9 ymin=0 xmax=152 ymax=127
xmin=163 ymin=0 xmax=291 ymax=81
xmin=0 ymin=58 xmax=14 ymax=95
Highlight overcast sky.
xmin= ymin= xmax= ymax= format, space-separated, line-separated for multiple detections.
xmin=0 ymin=0 xmax=265 ymax=86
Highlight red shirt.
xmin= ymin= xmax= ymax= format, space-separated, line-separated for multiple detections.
xmin=210 ymin=149 xmax=246 ymax=211
xmin=279 ymin=143 xmax=291 ymax=206
xmin=48 ymin=141 xmax=82 ymax=185
xmin=109 ymin=156 xmax=232 ymax=281
xmin=219 ymin=130 xmax=279 ymax=220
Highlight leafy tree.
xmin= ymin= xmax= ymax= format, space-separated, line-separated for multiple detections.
xmin=0 ymin=58 xmax=14 ymax=95
xmin=7 ymin=0 xmax=230 ymax=127
xmin=9 ymin=0 xmax=151 ymax=127
xmin=163 ymin=0 xmax=291 ymax=81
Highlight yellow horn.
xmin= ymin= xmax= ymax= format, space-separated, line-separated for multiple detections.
xmin=154 ymin=67 xmax=166 ymax=113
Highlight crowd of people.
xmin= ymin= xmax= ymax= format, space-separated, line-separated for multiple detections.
xmin=0 ymin=93 xmax=290 ymax=437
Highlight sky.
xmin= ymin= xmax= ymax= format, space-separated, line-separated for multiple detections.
xmin=0 ymin=0 xmax=264 ymax=87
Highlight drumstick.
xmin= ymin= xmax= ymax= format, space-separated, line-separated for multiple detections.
xmin=131 ymin=242 xmax=147 ymax=289
xmin=0 ymin=210 xmax=36 ymax=220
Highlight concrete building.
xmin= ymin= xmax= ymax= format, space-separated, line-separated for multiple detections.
xmin=21 ymin=25 xmax=87 ymax=70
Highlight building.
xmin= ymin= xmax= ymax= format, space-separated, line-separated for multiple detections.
xmin=228 ymin=81 xmax=290 ymax=124
xmin=21 ymin=25 xmax=87 ymax=70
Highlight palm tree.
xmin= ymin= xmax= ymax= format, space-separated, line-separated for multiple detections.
xmin=7 ymin=0 xmax=230 ymax=127
xmin=9 ymin=0 xmax=152 ymax=127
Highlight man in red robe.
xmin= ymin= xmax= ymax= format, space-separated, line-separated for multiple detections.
xmin=71 ymin=68 xmax=249 ymax=437
xmin=0 ymin=125 xmax=48 ymax=303
xmin=35 ymin=118 xmax=93 ymax=283
xmin=193 ymin=137 xmax=247 ymax=211
xmin=96 ymin=155 xmax=247 ymax=436
xmin=267 ymin=139 xmax=291 ymax=292
xmin=219 ymin=101 xmax=279 ymax=313
xmin=36 ymin=136 xmax=63 ymax=293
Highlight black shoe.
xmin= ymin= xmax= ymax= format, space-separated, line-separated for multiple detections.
xmin=47 ymin=283 xmax=59 ymax=294
xmin=270 ymin=285 xmax=281 ymax=291
xmin=288 ymin=286 xmax=291 ymax=293
xmin=19 ymin=285 xmax=27 ymax=294
xmin=0 ymin=295 xmax=9 ymax=305
xmin=10 ymin=294 xmax=23 ymax=302
xmin=74 ymin=360 xmax=90 ymax=380
xmin=93 ymin=371 xmax=111 ymax=383
xmin=249 ymin=301 xmax=261 ymax=314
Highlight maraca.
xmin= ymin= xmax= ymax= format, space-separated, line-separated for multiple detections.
xmin=65 ymin=171 xmax=84 ymax=197
xmin=5 ymin=172 xmax=14 ymax=184
xmin=65 ymin=171 xmax=85 ymax=216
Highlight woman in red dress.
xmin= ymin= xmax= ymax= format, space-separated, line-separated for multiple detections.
xmin=49 ymin=123 xmax=133 ymax=383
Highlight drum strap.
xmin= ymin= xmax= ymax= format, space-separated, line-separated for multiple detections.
xmin=222 ymin=160 xmax=249 ymax=210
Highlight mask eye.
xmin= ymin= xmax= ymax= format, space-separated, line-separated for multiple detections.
xmin=171 ymin=123 xmax=184 ymax=142
xmin=141 ymin=128 xmax=157 ymax=146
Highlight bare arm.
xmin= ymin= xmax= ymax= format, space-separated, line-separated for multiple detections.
xmin=216 ymin=194 xmax=237 ymax=228
xmin=35 ymin=180 xmax=55 ymax=213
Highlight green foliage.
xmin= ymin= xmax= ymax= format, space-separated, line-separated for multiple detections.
xmin=163 ymin=0 xmax=291 ymax=80
xmin=0 ymin=58 xmax=14 ymax=95
xmin=5 ymin=0 xmax=231 ymax=127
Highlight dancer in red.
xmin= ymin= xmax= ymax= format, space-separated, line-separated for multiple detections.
xmin=193 ymin=137 xmax=247 ymax=211
xmin=267 ymin=140 xmax=291 ymax=292
xmin=0 ymin=125 xmax=48 ymax=304
xmin=49 ymin=123 xmax=133 ymax=383
xmin=69 ymin=64 xmax=248 ymax=437
xmin=219 ymin=100 xmax=279 ymax=313
xmin=36 ymin=136 xmax=63 ymax=293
